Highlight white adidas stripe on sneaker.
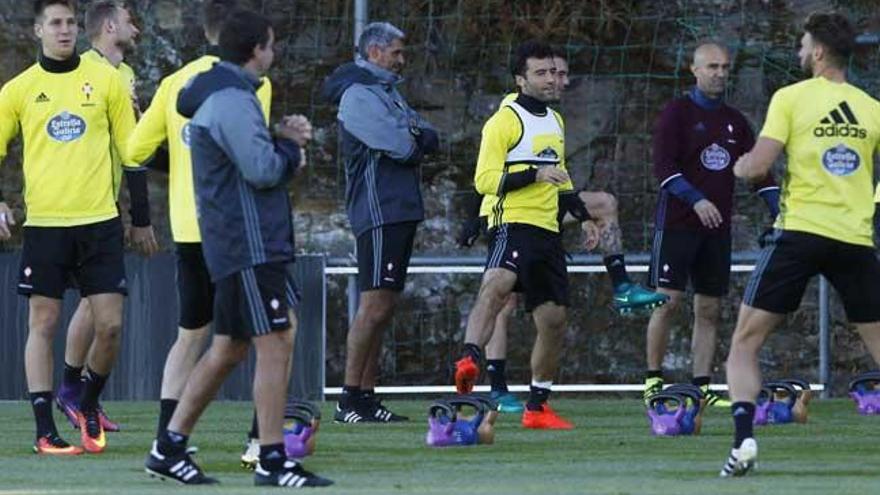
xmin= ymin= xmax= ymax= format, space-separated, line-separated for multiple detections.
xmin=720 ymin=438 xmax=758 ymax=478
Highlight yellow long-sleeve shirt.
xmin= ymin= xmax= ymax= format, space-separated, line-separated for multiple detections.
xmin=476 ymin=102 xmax=572 ymax=232
xmin=127 ymin=55 xmax=272 ymax=242
xmin=81 ymin=48 xmax=138 ymax=197
xmin=0 ymin=55 xmax=137 ymax=227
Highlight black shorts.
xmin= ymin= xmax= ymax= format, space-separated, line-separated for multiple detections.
xmin=648 ymin=229 xmax=731 ymax=297
xmin=485 ymin=223 xmax=568 ymax=311
xmin=743 ymin=229 xmax=880 ymax=323
xmin=18 ymin=218 xmax=126 ymax=299
xmin=176 ymin=243 xmax=214 ymax=330
xmin=214 ymin=262 xmax=300 ymax=340
xmin=356 ymin=221 xmax=417 ymax=292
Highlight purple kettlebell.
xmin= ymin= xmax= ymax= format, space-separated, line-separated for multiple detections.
xmin=646 ymin=393 xmax=685 ymax=436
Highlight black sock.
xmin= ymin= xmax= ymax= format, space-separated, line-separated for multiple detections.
xmin=692 ymin=376 xmax=711 ymax=388
xmin=249 ymin=411 xmax=259 ymax=440
xmin=731 ymin=402 xmax=756 ymax=448
xmin=646 ymin=369 xmax=663 ymax=380
xmin=156 ymin=399 xmax=178 ymax=438
xmin=487 ymin=359 xmax=508 ymax=393
xmin=340 ymin=385 xmax=361 ymax=408
xmin=157 ymin=429 xmax=188 ymax=456
xmin=259 ymin=442 xmax=286 ymax=472
xmin=63 ymin=363 xmax=83 ymax=387
xmin=79 ymin=367 xmax=108 ymax=412
xmin=463 ymin=343 xmax=483 ymax=364
xmin=30 ymin=391 xmax=57 ymax=438
xmin=360 ymin=388 xmax=375 ymax=404
xmin=604 ymin=254 xmax=631 ymax=290
xmin=526 ymin=385 xmax=551 ymax=411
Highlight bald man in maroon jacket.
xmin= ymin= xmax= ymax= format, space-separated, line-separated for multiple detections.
xmin=643 ymin=43 xmax=779 ymax=407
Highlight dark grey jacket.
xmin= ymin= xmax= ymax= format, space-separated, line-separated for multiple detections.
xmin=321 ymin=59 xmax=438 ymax=237
xmin=177 ymin=61 xmax=300 ymax=281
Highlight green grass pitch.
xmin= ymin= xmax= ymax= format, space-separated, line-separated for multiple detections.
xmin=0 ymin=398 xmax=877 ymax=494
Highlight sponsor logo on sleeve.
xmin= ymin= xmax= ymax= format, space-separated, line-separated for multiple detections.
xmin=46 ymin=111 xmax=86 ymax=142
xmin=700 ymin=143 xmax=731 ymax=171
xmin=822 ymin=144 xmax=860 ymax=176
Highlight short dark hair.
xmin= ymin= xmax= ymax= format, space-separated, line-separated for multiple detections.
xmin=203 ymin=0 xmax=238 ymax=40
xmin=804 ymin=11 xmax=855 ymax=66
xmin=511 ymin=40 xmax=555 ymax=77
xmin=84 ymin=1 xmax=119 ymax=41
xmin=34 ymin=0 xmax=75 ymax=21
xmin=219 ymin=9 xmax=272 ymax=65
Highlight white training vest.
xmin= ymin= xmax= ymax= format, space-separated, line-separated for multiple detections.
xmin=504 ymin=101 xmax=564 ymax=166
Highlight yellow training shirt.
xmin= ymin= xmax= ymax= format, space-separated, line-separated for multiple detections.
xmin=82 ymin=49 xmax=138 ymax=197
xmin=0 ymin=55 xmax=137 ymax=227
xmin=499 ymin=92 xmax=517 ymax=108
xmin=760 ymin=77 xmax=880 ymax=246
xmin=128 ymin=55 xmax=272 ymax=242
xmin=476 ymin=101 xmax=572 ymax=232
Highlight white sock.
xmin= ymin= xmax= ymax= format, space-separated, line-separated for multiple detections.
xmin=531 ymin=379 xmax=553 ymax=390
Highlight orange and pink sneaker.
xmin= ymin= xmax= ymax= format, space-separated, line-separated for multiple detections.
xmin=33 ymin=434 xmax=84 ymax=456
xmin=522 ymin=403 xmax=574 ymax=430
xmin=454 ymin=356 xmax=479 ymax=394
xmin=76 ymin=409 xmax=106 ymax=454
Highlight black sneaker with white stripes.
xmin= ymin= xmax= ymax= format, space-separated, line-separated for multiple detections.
xmin=255 ymin=460 xmax=334 ymax=488
xmin=362 ymin=397 xmax=409 ymax=422
xmin=720 ymin=438 xmax=758 ymax=478
xmin=145 ymin=440 xmax=218 ymax=485
xmin=334 ymin=402 xmax=367 ymax=423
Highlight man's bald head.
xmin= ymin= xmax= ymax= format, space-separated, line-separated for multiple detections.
xmin=691 ymin=42 xmax=731 ymax=98
xmin=693 ymin=43 xmax=729 ymax=66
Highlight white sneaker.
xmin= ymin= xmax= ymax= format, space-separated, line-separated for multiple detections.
xmin=240 ymin=437 xmax=260 ymax=470
xmin=720 ymin=438 xmax=758 ymax=477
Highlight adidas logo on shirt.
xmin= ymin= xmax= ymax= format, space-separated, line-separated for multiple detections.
xmin=814 ymin=101 xmax=867 ymax=139
xmin=34 ymin=92 xmax=50 ymax=103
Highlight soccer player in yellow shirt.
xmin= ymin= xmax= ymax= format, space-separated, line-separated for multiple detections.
xmin=720 ymin=12 xmax=880 ymax=477
xmin=454 ymin=40 xmax=589 ymax=430
xmin=56 ymin=0 xmax=143 ymax=435
xmin=0 ymin=0 xmax=154 ymax=455
xmin=127 ymin=0 xmax=273 ymax=468
xmin=477 ymin=52 xmax=665 ymax=413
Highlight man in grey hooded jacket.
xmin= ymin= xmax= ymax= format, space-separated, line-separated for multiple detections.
xmin=145 ymin=9 xmax=331 ymax=488
xmin=321 ymin=21 xmax=438 ymax=423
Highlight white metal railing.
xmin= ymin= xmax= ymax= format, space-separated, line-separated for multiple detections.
xmin=322 ymin=253 xmax=833 ymax=397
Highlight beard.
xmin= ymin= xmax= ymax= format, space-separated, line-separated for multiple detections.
xmin=117 ymin=38 xmax=136 ymax=53
xmin=800 ymin=56 xmax=813 ymax=75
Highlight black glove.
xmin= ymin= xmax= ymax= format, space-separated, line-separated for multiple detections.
xmin=458 ymin=216 xmax=487 ymax=248
xmin=557 ymin=191 xmax=590 ymax=227
xmin=415 ymin=127 xmax=439 ymax=155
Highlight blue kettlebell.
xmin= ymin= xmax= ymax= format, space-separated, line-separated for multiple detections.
xmin=764 ymin=381 xmax=798 ymax=424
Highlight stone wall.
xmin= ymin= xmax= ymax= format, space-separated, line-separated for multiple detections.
xmin=1 ymin=0 xmax=879 ymax=392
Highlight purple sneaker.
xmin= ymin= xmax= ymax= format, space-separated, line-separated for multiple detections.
xmin=55 ymin=382 xmax=82 ymax=429
xmin=97 ymin=404 xmax=121 ymax=432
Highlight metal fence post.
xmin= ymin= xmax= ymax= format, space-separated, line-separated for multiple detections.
xmin=819 ymin=276 xmax=831 ymax=398
xmin=347 ymin=274 xmax=359 ymax=326
xmin=354 ymin=0 xmax=368 ymax=47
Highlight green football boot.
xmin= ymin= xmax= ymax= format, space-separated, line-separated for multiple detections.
xmin=613 ymin=283 xmax=669 ymax=315
xmin=490 ymin=391 xmax=524 ymax=413
xmin=701 ymin=385 xmax=732 ymax=408
xmin=643 ymin=376 xmax=664 ymax=406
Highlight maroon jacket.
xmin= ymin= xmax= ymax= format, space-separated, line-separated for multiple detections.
xmin=652 ymin=93 xmax=776 ymax=233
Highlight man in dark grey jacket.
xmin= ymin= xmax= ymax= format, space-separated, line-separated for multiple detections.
xmin=321 ymin=22 xmax=438 ymax=423
xmin=144 ymin=9 xmax=331 ymax=488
